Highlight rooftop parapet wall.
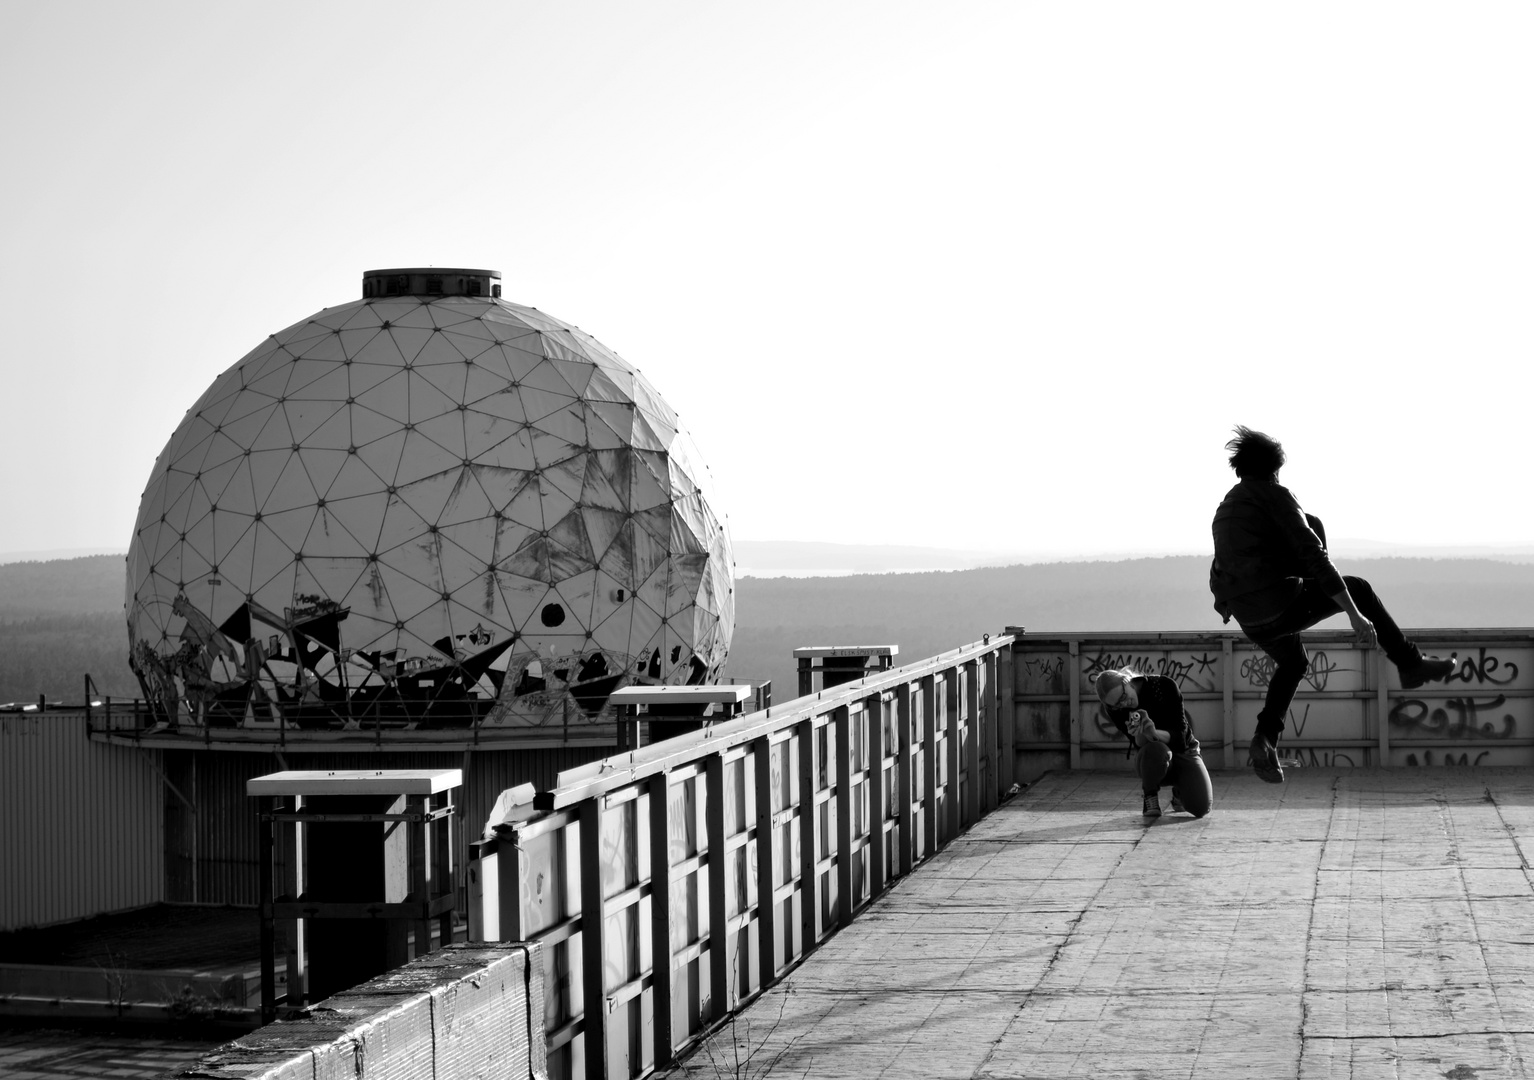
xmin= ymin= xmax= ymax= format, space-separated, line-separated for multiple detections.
xmin=169 ymin=942 xmax=545 ymax=1080
xmin=1011 ymin=627 xmax=1534 ymax=776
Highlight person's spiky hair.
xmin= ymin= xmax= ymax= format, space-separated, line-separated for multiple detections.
xmin=1226 ymin=426 xmax=1285 ymax=479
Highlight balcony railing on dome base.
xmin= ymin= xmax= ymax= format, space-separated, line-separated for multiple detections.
xmin=84 ymin=696 xmax=627 ymax=751
xmin=468 ymin=633 xmax=1017 ymax=1080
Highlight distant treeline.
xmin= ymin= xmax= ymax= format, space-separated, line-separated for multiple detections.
xmin=5 ymin=553 xmax=1534 ymax=706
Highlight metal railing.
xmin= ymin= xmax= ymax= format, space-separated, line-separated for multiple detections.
xmin=468 ymin=634 xmax=1017 ymax=1080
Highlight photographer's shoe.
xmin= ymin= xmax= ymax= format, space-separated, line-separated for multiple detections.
xmin=1248 ymin=736 xmax=1285 ymax=784
xmin=1142 ymin=792 xmax=1161 ymax=818
xmin=1400 ymin=655 xmax=1457 ymax=690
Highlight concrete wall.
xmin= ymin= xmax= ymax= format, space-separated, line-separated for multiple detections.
xmin=1012 ymin=628 xmax=1534 ymax=778
xmin=170 ymin=943 xmax=546 ymax=1080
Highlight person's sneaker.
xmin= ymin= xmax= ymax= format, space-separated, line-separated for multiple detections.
xmin=1248 ymin=736 xmax=1285 ymax=784
xmin=1142 ymin=792 xmax=1161 ymax=818
xmin=1170 ymin=791 xmax=1186 ymax=814
xmin=1400 ymin=654 xmax=1458 ymax=690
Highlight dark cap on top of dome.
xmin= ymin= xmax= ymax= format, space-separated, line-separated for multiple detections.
xmin=362 ymin=268 xmax=502 ymax=300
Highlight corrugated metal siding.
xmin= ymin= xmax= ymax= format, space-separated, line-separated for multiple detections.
xmin=0 ymin=712 xmax=164 ymax=931
xmin=183 ymin=745 xmax=614 ymax=907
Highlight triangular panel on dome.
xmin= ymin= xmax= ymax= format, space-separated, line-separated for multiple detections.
xmin=259 ymin=505 xmax=317 ymax=559
xmin=632 ymin=507 xmax=672 ymax=586
xmin=500 ymin=478 xmax=544 ymax=533
xmin=492 ymin=568 xmax=551 ymax=627
xmin=413 ymin=352 xmax=469 ymax=404
xmin=581 ymin=506 xmax=627 ymax=564
xmin=503 ymin=534 xmax=556 ymax=585
xmin=391 ymin=431 xmax=465 ymax=489
xmin=217 ymin=400 xmax=284 ymax=453
xmin=581 ymin=450 xmax=632 ymax=511
xmin=257 ymin=451 xmax=323 ymax=516
xmin=528 ymin=429 xmax=580 ymax=476
xmin=392 ymin=469 xmax=467 ymax=530
xmin=373 ymin=498 xmax=430 ymax=559
xmin=300 ymin=405 xmax=355 ymax=454
xmin=290 ymin=447 xmax=348 ymax=504
xmin=518 ymin=383 xmax=578 ymax=428
xmin=583 ymin=400 xmax=633 ymax=450
xmin=345 ymin=411 xmax=403 ymax=466
xmin=628 ymin=414 xmax=669 ymax=454
xmin=436 ymin=468 xmax=497 ymax=528
xmin=530 ymin=403 xmax=586 ymax=445
xmin=463 ymin=362 xmax=522 ymax=407
xmin=373 ymin=553 xmax=451 ymax=628
xmin=432 ymin=532 xmax=488 ymax=597
xmin=599 ymin=518 xmax=636 ymax=591
xmin=286 ymin=358 xmax=350 ymax=401
xmin=338 ymin=324 xmax=386 ymax=359
xmin=585 ymin=566 xmax=638 ymax=639
xmin=668 ymin=502 xmax=709 ymax=557
xmin=293 ymin=556 xmax=370 ymax=612
xmin=667 ymin=552 xmax=709 ymax=617
xmin=385 ymin=325 xmax=436 ymax=366
xmin=248 ymin=527 xmax=300 ymax=597
xmin=321 ymin=494 xmax=386 ymax=562
xmin=197 ymin=450 xmax=246 ymax=508
xmin=353 ymin=369 xmax=413 ymax=425
xmin=493 ymin=342 xmax=546 ymax=383
xmin=536 ymin=484 xmax=577 ymax=539
xmin=549 ymin=569 xmax=598 ymax=631
xmin=414 ymin=412 xmax=469 ymax=465
xmin=629 ymin=452 xmax=672 ymax=512
xmin=402 ymin=369 xmax=461 ymax=427
xmin=308 ymin=505 xmax=376 ymax=560
xmin=541 ymin=346 xmax=595 ymax=396
xmin=215 ymin=524 xmax=259 ymax=598
xmin=288 ymin=328 xmax=347 ymax=365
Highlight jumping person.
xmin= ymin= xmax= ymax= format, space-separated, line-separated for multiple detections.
xmin=1210 ymin=426 xmax=1456 ymax=783
xmin=1094 ymin=667 xmax=1213 ymax=819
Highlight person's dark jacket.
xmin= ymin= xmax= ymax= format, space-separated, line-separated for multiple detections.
xmin=1209 ymin=478 xmax=1346 ymax=628
xmin=1100 ymin=675 xmax=1198 ymax=758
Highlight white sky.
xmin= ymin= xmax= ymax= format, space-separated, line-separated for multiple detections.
xmin=2 ymin=2 xmax=1530 ymax=560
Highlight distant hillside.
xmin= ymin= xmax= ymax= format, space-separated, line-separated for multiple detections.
xmin=726 ymin=556 xmax=1534 ymax=697
xmin=5 ymin=553 xmax=1534 ymax=707
xmin=0 ymin=556 xmax=134 ymax=703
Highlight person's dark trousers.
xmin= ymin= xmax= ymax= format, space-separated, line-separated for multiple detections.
xmin=1136 ymin=740 xmax=1213 ymax=817
xmin=1243 ymin=574 xmax=1421 ymax=745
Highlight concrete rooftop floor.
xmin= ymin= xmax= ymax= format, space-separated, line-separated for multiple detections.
xmin=668 ymin=767 xmax=1534 ymax=1080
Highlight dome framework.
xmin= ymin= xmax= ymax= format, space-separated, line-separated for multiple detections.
xmin=126 ymin=271 xmax=734 ymax=733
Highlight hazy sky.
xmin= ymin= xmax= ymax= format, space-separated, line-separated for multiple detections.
xmin=3 ymin=2 xmax=1530 ymax=561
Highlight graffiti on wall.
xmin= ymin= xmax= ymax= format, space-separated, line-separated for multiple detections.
xmin=1239 ymin=650 xmax=1343 ymax=692
xmin=1081 ymin=650 xmax=1221 ymax=693
xmin=1389 ymin=696 xmax=1516 ymax=742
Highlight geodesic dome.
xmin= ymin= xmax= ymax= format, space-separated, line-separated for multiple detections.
xmin=125 ymin=268 xmax=734 ymax=733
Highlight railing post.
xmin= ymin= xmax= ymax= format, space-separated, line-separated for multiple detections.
xmin=1376 ymin=649 xmax=1391 ymax=766
xmin=579 ymin=798 xmax=609 ymax=1080
xmin=706 ymin=753 xmax=729 ymax=1020
xmin=647 ymin=772 xmax=675 ymax=1068
xmin=866 ymin=693 xmax=886 ymax=901
xmin=752 ymin=735 xmax=778 ymax=987
xmin=944 ymin=669 xmax=961 ymax=838
xmin=964 ymin=661 xmax=981 ymax=825
xmin=1223 ymin=637 xmax=1236 ymax=770
xmin=1068 ymin=640 xmax=1081 ymax=770
xmin=797 ymin=718 xmax=819 ymax=952
xmin=834 ymin=706 xmax=854 ymax=927
xmin=896 ymin=683 xmax=914 ymax=876
xmin=922 ymin=675 xmax=938 ymax=854
xmin=999 ymin=644 xmax=1016 ymax=795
